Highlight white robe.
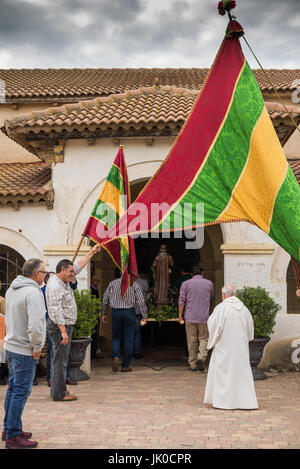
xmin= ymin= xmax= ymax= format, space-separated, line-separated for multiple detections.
xmin=204 ymin=296 xmax=258 ymax=410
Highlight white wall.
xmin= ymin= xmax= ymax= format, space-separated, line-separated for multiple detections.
xmin=0 ymin=136 xmax=174 ymax=282
xmin=0 ymin=135 xmax=299 ymax=346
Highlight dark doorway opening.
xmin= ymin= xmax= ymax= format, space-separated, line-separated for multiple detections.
xmin=0 ymin=245 xmax=25 ymax=295
xmin=134 ymin=232 xmax=200 ymax=352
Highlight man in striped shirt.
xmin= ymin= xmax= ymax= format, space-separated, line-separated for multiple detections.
xmin=102 ymin=275 xmax=147 ymax=372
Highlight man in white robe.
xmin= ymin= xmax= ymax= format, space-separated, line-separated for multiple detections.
xmin=204 ymin=285 xmax=258 ymax=410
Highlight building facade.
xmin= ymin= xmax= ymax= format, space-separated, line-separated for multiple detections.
xmin=0 ymin=68 xmax=300 ymax=362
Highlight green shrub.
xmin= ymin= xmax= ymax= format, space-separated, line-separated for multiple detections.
xmin=236 ymin=286 xmax=280 ymax=338
xmin=72 ymin=289 xmax=102 ymax=339
xmin=147 ymin=302 xmax=178 ymax=325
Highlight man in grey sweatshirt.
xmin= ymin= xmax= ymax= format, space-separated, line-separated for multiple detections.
xmin=3 ymin=258 xmax=47 ymax=449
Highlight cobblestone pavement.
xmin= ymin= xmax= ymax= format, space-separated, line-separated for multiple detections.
xmin=1 ymin=355 xmax=300 ymax=450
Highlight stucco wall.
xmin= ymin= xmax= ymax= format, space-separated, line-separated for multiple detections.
xmin=0 ymin=136 xmax=299 ymax=351
xmin=0 ymin=103 xmax=51 ymax=163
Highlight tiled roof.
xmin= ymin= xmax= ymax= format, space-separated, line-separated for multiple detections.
xmin=3 ymin=86 xmax=198 ymax=135
xmin=0 ymin=161 xmax=53 ymax=209
xmin=4 ymin=87 xmax=300 ymax=140
xmin=290 ymin=160 xmax=300 ymax=185
xmin=0 ymin=68 xmax=299 ymax=102
xmin=265 ymin=101 xmax=300 ymax=120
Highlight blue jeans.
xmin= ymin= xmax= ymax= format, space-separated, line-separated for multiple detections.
xmin=4 ymin=350 xmax=37 ymax=439
xmin=112 ymin=309 xmax=135 ymax=369
xmin=133 ymin=315 xmax=142 ymax=354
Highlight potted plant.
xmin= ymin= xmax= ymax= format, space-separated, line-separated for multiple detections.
xmin=70 ymin=289 xmax=101 ymax=381
xmin=236 ymin=286 xmax=280 ymax=380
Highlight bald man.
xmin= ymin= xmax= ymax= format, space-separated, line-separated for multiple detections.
xmin=204 ymin=285 xmax=258 ymax=410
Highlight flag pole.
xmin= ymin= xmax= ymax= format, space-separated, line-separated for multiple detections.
xmin=72 ymin=235 xmax=85 ymax=263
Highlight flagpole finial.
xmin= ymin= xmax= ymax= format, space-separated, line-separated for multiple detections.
xmin=120 ymin=144 xmax=124 ymax=149
xmin=217 ymin=0 xmax=236 ymax=17
xmin=217 ymin=1 xmax=244 ymax=38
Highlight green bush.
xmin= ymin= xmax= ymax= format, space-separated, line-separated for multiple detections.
xmin=147 ymin=302 xmax=178 ymax=325
xmin=72 ymin=289 xmax=102 ymax=339
xmin=236 ymin=286 xmax=280 ymax=338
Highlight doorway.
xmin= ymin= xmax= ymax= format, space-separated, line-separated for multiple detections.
xmin=0 ymin=245 xmax=25 ymax=295
xmin=287 ymin=259 xmax=300 ymax=314
xmin=92 ymin=178 xmax=224 ymax=356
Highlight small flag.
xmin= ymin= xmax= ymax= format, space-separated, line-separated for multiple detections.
xmin=83 ymin=147 xmax=138 ymax=295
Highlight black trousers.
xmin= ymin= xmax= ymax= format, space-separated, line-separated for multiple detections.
xmin=46 ymin=319 xmax=73 ymax=401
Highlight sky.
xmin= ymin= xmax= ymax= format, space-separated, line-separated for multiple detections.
xmin=0 ymin=0 xmax=299 ymax=70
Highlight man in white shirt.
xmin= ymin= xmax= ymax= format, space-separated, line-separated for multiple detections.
xmin=46 ymin=245 xmax=100 ymax=402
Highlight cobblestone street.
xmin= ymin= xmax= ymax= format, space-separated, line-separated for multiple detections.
xmin=1 ymin=355 xmax=300 ymax=450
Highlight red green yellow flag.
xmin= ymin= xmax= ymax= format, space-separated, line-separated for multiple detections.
xmin=83 ymin=147 xmax=138 ymax=295
xmin=100 ymin=21 xmax=300 ymax=262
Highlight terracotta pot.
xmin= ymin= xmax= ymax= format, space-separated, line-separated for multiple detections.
xmin=249 ymin=337 xmax=270 ymax=380
xmin=69 ymin=338 xmax=92 ymax=381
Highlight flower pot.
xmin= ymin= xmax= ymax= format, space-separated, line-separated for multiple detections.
xmin=69 ymin=338 xmax=92 ymax=381
xmin=249 ymin=337 xmax=270 ymax=380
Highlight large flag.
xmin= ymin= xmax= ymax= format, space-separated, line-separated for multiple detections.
xmin=83 ymin=147 xmax=138 ymax=295
xmin=100 ymin=20 xmax=300 ymax=262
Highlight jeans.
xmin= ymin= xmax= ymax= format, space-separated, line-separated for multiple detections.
xmin=46 ymin=331 xmax=71 ymax=382
xmin=133 ymin=315 xmax=142 ymax=354
xmin=112 ymin=309 xmax=135 ymax=369
xmin=47 ymin=319 xmax=73 ymax=401
xmin=4 ymin=350 xmax=37 ymax=439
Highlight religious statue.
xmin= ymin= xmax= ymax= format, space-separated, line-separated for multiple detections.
xmin=152 ymin=244 xmax=174 ymax=307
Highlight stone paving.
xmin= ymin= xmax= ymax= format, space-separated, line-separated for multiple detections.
xmin=1 ymin=354 xmax=300 ymax=450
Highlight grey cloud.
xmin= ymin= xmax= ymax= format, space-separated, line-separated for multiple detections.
xmin=0 ymin=0 xmax=298 ymax=69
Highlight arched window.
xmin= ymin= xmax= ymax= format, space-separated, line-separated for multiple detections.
xmin=287 ymin=260 xmax=300 ymax=314
xmin=0 ymin=245 xmax=25 ymax=295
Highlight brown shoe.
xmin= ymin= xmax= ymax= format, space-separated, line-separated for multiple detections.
xmin=2 ymin=431 xmax=32 ymax=441
xmin=5 ymin=436 xmax=38 ymax=449
xmin=121 ymin=367 xmax=133 ymax=372
xmin=112 ymin=357 xmax=120 ymax=372
xmin=61 ymin=394 xmax=77 ymax=401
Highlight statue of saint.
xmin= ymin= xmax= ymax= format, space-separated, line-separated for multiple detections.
xmin=152 ymin=244 xmax=174 ymax=307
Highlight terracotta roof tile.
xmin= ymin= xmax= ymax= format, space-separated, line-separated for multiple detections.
xmin=4 ymin=87 xmax=300 ymax=140
xmin=0 ymin=68 xmax=299 ymax=102
xmin=0 ymin=161 xmax=51 ymax=197
xmin=265 ymin=101 xmax=300 ymax=120
xmin=4 ymin=86 xmax=199 ymax=135
xmin=290 ymin=160 xmax=300 ymax=185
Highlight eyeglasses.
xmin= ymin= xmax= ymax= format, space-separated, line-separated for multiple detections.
xmin=38 ymin=271 xmax=47 ymax=275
